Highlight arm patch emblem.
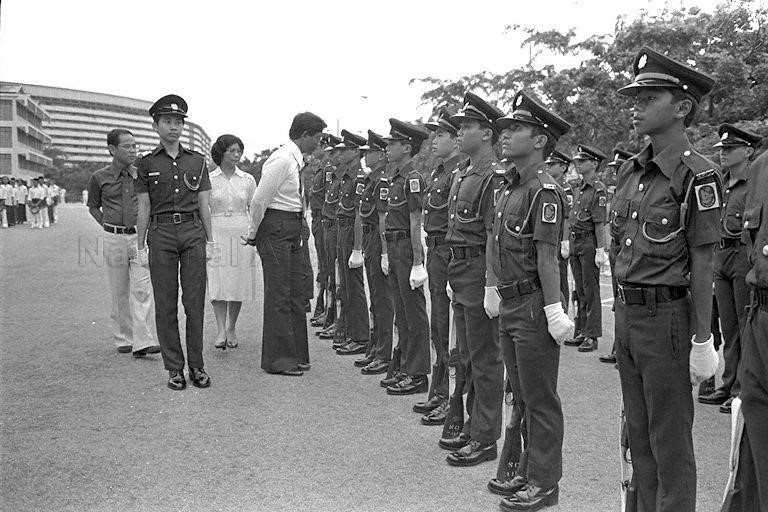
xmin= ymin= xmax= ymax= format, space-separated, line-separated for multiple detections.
xmin=379 ymin=188 xmax=389 ymax=200
xmin=695 ymin=183 xmax=720 ymax=211
xmin=409 ymin=178 xmax=421 ymax=193
xmin=542 ymin=203 xmax=558 ymax=223
xmin=325 ymin=172 xmax=333 ymax=182
xmin=598 ymin=195 xmax=606 ymax=207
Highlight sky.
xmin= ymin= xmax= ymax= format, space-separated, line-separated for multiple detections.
xmin=0 ymin=0 xmax=725 ymax=156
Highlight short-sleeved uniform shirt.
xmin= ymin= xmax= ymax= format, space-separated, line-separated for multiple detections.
xmin=445 ymin=151 xmax=504 ymax=247
xmin=424 ymin=154 xmax=464 ymax=236
xmin=742 ymin=152 xmax=768 ymax=289
xmin=309 ymin=163 xmax=328 ymax=212
xmin=322 ymin=164 xmax=344 ymax=221
xmin=337 ymin=161 xmax=361 ymax=220
xmin=570 ymin=175 xmax=607 ymax=233
xmin=87 ymin=164 xmax=139 ymax=227
xmin=492 ymin=163 xmax=564 ymax=285
xmin=356 ymin=161 xmax=387 ymax=228
xmin=135 ymin=144 xmax=210 ymax=215
xmin=612 ymin=140 xmax=721 ymax=288
xmin=380 ymin=160 xmax=424 ymax=232
xmin=719 ymin=165 xmax=748 ymax=240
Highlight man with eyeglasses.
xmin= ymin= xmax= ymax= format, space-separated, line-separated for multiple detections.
xmin=87 ymin=129 xmax=160 ymax=357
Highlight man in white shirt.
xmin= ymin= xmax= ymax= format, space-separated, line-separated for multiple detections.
xmin=48 ymin=178 xmax=60 ymax=224
xmin=40 ymin=179 xmax=51 ymax=228
xmin=28 ymin=178 xmax=45 ymax=228
xmin=16 ymin=180 xmax=28 ymax=224
xmin=243 ymin=112 xmax=327 ymax=376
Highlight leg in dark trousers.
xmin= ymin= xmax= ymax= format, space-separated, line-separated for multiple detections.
xmin=364 ymin=227 xmax=393 ymax=362
xmin=338 ymin=224 xmax=370 ymax=342
xmin=558 ymin=256 xmax=569 ymax=312
xmin=573 ymin=235 xmax=602 ymax=339
xmin=323 ymin=221 xmax=339 ymax=329
xmin=301 ymin=218 xmax=313 ymax=304
xmin=427 ymin=243 xmax=451 ymax=399
xmin=311 ymin=211 xmax=326 ymax=315
xmin=569 ymin=253 xmax=585 ymax=337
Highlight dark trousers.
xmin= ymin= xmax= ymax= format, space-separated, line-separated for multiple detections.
xmin=570 ymin=232 xmax=602 ymax=338
xmin=448 ymin=252 xmax=503 ymax=445
xmin=387 ymin=236 xmax=430 ymax=376
xmin=147 ymin=219 xmax=206 ymax=371
xmin=6 ymin=204 xmax=15 ymax=225
xmin=323 ymin=221 xmax=339 ymax=329
xmin=311 ymin=210 xmax=327 ymax=311
xmin=256 ymin=210 xmax=308 ymax=372
xmin=713 ymin=245 xmax=750 ymax=396
xmin=363 ymin=226 xmax=393 ymax=362
xmin=735 ymin=296 xmax=768 ymax=510
xmin=48 ymin=204 xmax=55 ymax=223
xmin=338 ymin=222 xmax=370 ymax=342
xmin=616 ymin=296 xmax=696 ymax=512
xmin=558 ymin=256 xmax=569 ymax=312
xmin=17 ymin=204 xmax=27 ymax=222
xmin=427 ymin=243 xmax=451 ymax=398
xmin=499 ymin=289 xmax=563 ymax=488
xmin=301 ymin=218 xmax=313 ymax=302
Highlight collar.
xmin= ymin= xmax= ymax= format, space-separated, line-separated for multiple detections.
xmin=633 ymin=136 xmax=691 ymax=179
xmin=466 ymin=149 xmax=496 ymax=175
xmin=438 ymin=153 xmax=464 ymax=173
xmin=517 ymin=160 xmax=545 ymax=185
xmin=579 ymin=173 xmax=598 ymax=190
xmin=209 ymin=166 xmax=245 ymax=179
xmin=110 ymin=162 xmax=133 ymax=178
xmin=151 ymin=143 xmax=190 ymax=157
xmin=285 ymin=139 xmax=304 ymax=169
xmin=392 ymin=159 xmax=414 ymax=178
xmin=723 ymin=163 xmax=748 ymax=185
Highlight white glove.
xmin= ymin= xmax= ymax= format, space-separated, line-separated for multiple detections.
xmin=594 ymin=247 xmax=607 ymax=268
xmin=689 ymin=333 xmax=719 ymax=386
xmin=206 ymin=241 xmax=215 ymax=261
xmin=137 ymin=246 xmax=149 ymax=267
xmin=484 ymin=286 xmax=501 ymax=318
xmin=348 ymin=249 xmax=364 ymax=269
xmin=381 ymin=253 xmax=389 ymax=276
xmin=409 ymin=264 xmax=428 ymax=290
xmin=446 ymin=281 xmax=454 ymax=301
xmin=543 ymin=303 xmax=575 ymax=345
xmin=560 ymin=240 xmax=570 ymax=259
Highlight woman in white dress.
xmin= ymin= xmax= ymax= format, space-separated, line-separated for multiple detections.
xmin=207 ymin=135 xmax=257 ymax=349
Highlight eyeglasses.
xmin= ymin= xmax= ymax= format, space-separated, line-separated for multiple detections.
xmin=117 ymin=143 xmax=137 ymax=150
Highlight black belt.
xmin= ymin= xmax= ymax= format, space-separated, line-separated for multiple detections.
xmin=718 ymin=238 xmax=743 ymax=249
xmin=384 ymin=230 xmax=409 ymax=242
xmin=572 ymin=230 xmax=594 ymax=240
xmin=617 ymin=284 xmax=688 ymax=305
xmin=321 ymin=218 xmax=336 ymax=227
xmin=264 ymin=209 xmax=302 ymax=220
xmin=755 ymin=288 xmax=768 ymax=309
xmin=152 ymin=212 xmax=196 ymax=224
xmin=337 ymin=217 xmax=355 ymax=227
xmin=103 ymin=224 xmax=137 ymax=235
xmin=449 ymin=245 xmax=484 ymax=259
xmin=498 ymin=278 xmax=541 ymax=300
xmin=425 ymin=234 xmax=446 ymax=249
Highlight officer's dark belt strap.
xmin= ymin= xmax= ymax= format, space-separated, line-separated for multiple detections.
xmin=337 ymin=217 xmax=355 ymax=227
xmin=152 ymin=212 xmax=196 ymax=224
xmin=754 ymin=288 xmax=768 ymax=309
xmin=498 ymin=278 xmax=541 ymax=300
xmin=321 ymin=218 xmax=336 ymax=227
xmin=425 ymin=234 xmax=446 ymax=248
xmin=617 ymin=284 xmax=688 ymax=305
xmin=264 ymin=209 xmax=302 ymax=220
xmin=571 ymin=230 xmax=594 ymax=240
xmin=103 ymin=224 xmax=137 ymax=235
xmin=717 ymin=237 xmax=743 ymax=249
xmin=449 ymin=245 xmax=485 ymax=259
xmin=384 ymin=230 xmax=409 ymax=241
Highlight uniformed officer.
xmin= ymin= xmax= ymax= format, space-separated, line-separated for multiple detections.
xmin=319 ymin=139 xmax=345 ymax=340
xmin=441 ymin=93 xmax=505 ymax=467
xmin=414 ymin=108 xmax=464 ymax=425
xmin=731 ymin=148 xmax=768 ymax=511
xmin=136 ymin=94 xmax=214 ymax=390
xmin=334 ymin=130 xmax=371 ymax=356
xmin=351 ymin=130 xmax=393 ymax=375
xmin=699 ymin=124 xmax=763 ymax=414
xmin=564 ymin=144 xmax=607 ymax=352
xmin=377 ymin=118 xmax=431 ymax=395
xmin=308 ymin=135 xmax=335 ymax=326
xmin=488 ymin=90 xmax=574 ymax=512
xmin=544 ymin=150 xmax=573 ymax=312
xmin=599 ymin=147 xmax=634 ymax=365
xmin=613 ymin=47 xmax=720 ymax=511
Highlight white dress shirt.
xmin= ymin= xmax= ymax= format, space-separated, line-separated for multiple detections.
xmin=248 ymin=140 xmax=304 ymax=237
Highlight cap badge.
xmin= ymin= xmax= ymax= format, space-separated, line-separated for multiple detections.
xmin=721 ymin=132 xmax=729 ymax=140
xmin=171 ymin=103 xmax=178 ymax=111
xmin=515 ymin=96 xmax=523 ymax=107
xmin=638 ymin=54 xmax=648 ymax=69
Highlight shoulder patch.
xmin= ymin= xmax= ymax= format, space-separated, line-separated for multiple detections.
xmin=542 ymin=202 xmax=558 ymax=224
xmin=325 ymin=172 xmax=333 ymax=182
xmin=409 ymin=178 xmax=421 ymax=193
xmin=695 ymin=182 xmax=720 ymax=211
xmin=598 ymin=196 xmax=607 ymax=207
xmin=379 ymin=187 xmax=389 ymax=200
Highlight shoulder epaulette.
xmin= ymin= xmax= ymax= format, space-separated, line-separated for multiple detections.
xmin=681 ymin=148 xmax=719 ymax=174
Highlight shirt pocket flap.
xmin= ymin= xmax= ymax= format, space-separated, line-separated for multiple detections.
xmin=642 ymin=206 xmax=681 ymax=243
xmin=743 ymin=205 xmax=762 ymax=230
xmin=455 ymin=199 xmax=479 ymax=223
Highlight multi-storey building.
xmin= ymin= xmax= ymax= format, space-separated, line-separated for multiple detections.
xmin=0 ymin=84 xmax=54 ymax=180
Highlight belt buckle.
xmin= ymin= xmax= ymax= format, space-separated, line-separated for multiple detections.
xmin=718 ymin=239 xmax=725 ymax=249
xmin=617 ymin=284 xmax=626 ymax=304
xmin=172 ymin=213 xmax=182 ymax=224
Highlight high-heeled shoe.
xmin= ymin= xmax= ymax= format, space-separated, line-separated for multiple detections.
xmin=226 ymin=331 xmax=238 ymax=348
xmin=214 ymin=334 xmax=227 ymax=350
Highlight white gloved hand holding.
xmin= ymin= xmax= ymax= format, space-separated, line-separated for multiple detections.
xmin=380 ymin=253 xmax=389 ymax=276
xmin=138 ymin=246 xmax=149 ymax=267
xmin=543 ymin=303 xmax=575 ymax=345
xmin=560 ymin=240 xmax=570 ymax=259
xmin=348 ymin=249 xmax=364 ymax=269
xmin=689 ymin=333 xmax=719 ymax=386
xmin=484 ymin=286 xmax=501 ymax=319
xmin=206 ymin=241 xmax=216 ymax=261
xmin=409 ymin=264 xmax=428 ymax=290
xmin=594 ymin=247 xmax=608 ymax=268
xmin=446 ymin=281 xmax=454 ymax=301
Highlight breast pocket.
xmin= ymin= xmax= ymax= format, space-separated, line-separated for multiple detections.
xmin=148 ymin=174 xmax=170 ymax=201
xmin=426 ymin=182 xmax=450 ymax=210
xmin=610 ymin=199 xmax=630 ymax=237
xmin=641 ymin=206 xmax=685 ymax=257
xmin=455 ymin=199 xmax=480 ymax=223
xmin=388 ymin=181 xmax=407 ymax=208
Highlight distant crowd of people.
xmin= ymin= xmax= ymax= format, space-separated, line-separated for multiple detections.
xmin=0 ymin=176 xmax=64 ymax=228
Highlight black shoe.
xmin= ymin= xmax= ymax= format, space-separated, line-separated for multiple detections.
xmin=332 ymin=337 xmax=352 ymax=350
xmin=318 ymin=325 xmax=335 ymax=339
xmin=446 ymin=440 xmax=497 ymax=467
xmin=362 ymin=360 xmax=389 ymax=375
xmin=698 ymin=376 xmax=716 ymax=397
xmin=414 ymin=393 xmax=447 ymax=414
xmin=598 ymin=352 xmax=616 ymax=363
xmin=488 ymin=475 xmax=527 ymax=496
xmin=564 ymin=335 xmax=584 ymax=347
xmin=421 ymin=398 xmax=449 ymax=425
xmin=189 ymin=367 xmax=210 ymax=388
xmin=336 ymin=341 xmax=368 ymax=355
xmin=387 ymin=375 xmax=428 ymax=395
xmin=577 ymin=337 xmax=598 ymax=352
xmin=310 ymin=315 xmax=326 ymax=327
xmin=268 ymin=368 xmax=304 ymax=376
xmin=214 ymin=337 xmax=227 ymax=350
xmin=132 ymin=347 xmax=151 ymax=358
xmin=297 ymin=363 xmax=311 ymax=371
xmin=720 ymin=396 xmax=734 ymax=414
xmin=380 ymin=372 xmax=406 ymax=388
xmin=146 ymin=345 xmax=161 ymax=354
xmin=438 ymin=432 xmax=470 ymax=451
xmin=168 ymin=370 xmax=186 ymax=391
xmin=354 ymin=354 xmax=375 ymax=367
xmin=499 ymin=485 xmax=559 ymax=511
xmin=117 ymin=345 xmax=133 ymax=353
xmin=699 ymin=388 xmax=730 ymax=405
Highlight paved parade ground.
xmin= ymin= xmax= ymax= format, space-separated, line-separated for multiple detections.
xmin=1 ymin=205 xmax=731 ymax=512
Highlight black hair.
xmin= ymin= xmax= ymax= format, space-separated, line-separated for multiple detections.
xmin=211 ymin=134 xmax=245 ymax=166
xmin=669 ymin=88 xmax=699 ymax=127
xmin=531 ymin=125 xmax=557 ymax=158
xmin=404 ymin=139 xmax=424 ymax=157
xmin=152 ymin=114 xmax=186 ymax=125
xmin=289 ymin=112 xmax=327 ymax=140
xmin=107 ymin=129 xmax=133 ymax=148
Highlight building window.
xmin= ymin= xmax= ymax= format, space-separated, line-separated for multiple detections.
xmin=0 ymin=154 xmax=11 ymax=173
xmin=0 ymin=100 xmax=12 ymax=121
xmin=0 ymin=126 xmax=11 ymax=148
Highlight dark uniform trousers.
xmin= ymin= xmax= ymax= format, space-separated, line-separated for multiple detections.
xmin=147 ymin=218 xmax=206 ymax=371
xmin=615 ymin=296 xmax=696 ymax=512
xmin=17 ymin=203 xmax=27 ymax=222
xmin=311 ymin=210 xmax=327 ymax=305
xmin=338 ymin=222 xmax=370 ymax=342
xmin=557 ymin=255 xmax=569 ymax=312
xmin=301 ymin=217 xmax=313 ymax=302
xmin=256 ymin=210 xmax=309 ymax=371
xmin=609 ymin=237 xmax=620 ymax=305
xmin=499 ymin=289 xmax=563 ymax=488
xmin=387 ymin=236 xmax=430 ymax=376
xmin=363 ymin=225 xmax=393 ymax=361
xmin=713 ymin=244 xmax=750 ymax=396
xmin=322 ymin=220 xmax=340 ymax=329
xmin=448 ymin=254 xmax=504 ymax=445
xmin=570 ymin=231 xmax=602 ymax=338
xmin=427 ymin=242 xmax=451 ymax=398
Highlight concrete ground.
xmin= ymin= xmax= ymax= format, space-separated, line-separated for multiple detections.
xmin=0 ymin=205 xmax=731 ymax=512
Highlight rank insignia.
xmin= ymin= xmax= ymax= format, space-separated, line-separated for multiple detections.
xmin=598 ymin=196 xmax=606 ymax=207
xmin=379 ymin=188 xmax=389 ymax=200
xmin=695 ymin=183 xmax=720 ymax=211
xmin=542 ymin=203 xmax=558 ymax=223
xmin=355 ymin=183 xmax=364 ymax=195
xmin=409 ymin=178 xmax=421 ymax=193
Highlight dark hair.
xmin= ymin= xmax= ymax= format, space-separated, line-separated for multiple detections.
xmin=406 ymin=139 xmax=424 ymax=157
xmin=531 ymin=125 xmax=557 ymax=158
xmin=107 ymin=129 xmax=133 ymax=148
xmin=289 ymin=112 xmax=327 ymax=140
xmin=669 ymin=88 xmax=699 ymax=127
xmin=211 ymin=134 xmax=245 ymax=166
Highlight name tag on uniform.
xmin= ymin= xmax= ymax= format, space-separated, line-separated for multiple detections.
xmin=379 ymin=188 xmax=389 ymax=200
xmin=409 ymin=179 xmax=421 ymax=193
xmin=148 ymin=172 xmax=160 ymax=176
xmin=695 ymin=183 xmax=720 ymax=211
xmin=355 ymin=183 xmax=364 ymax=195
xmin=542 ymin=203 xmax=558 ymax=223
